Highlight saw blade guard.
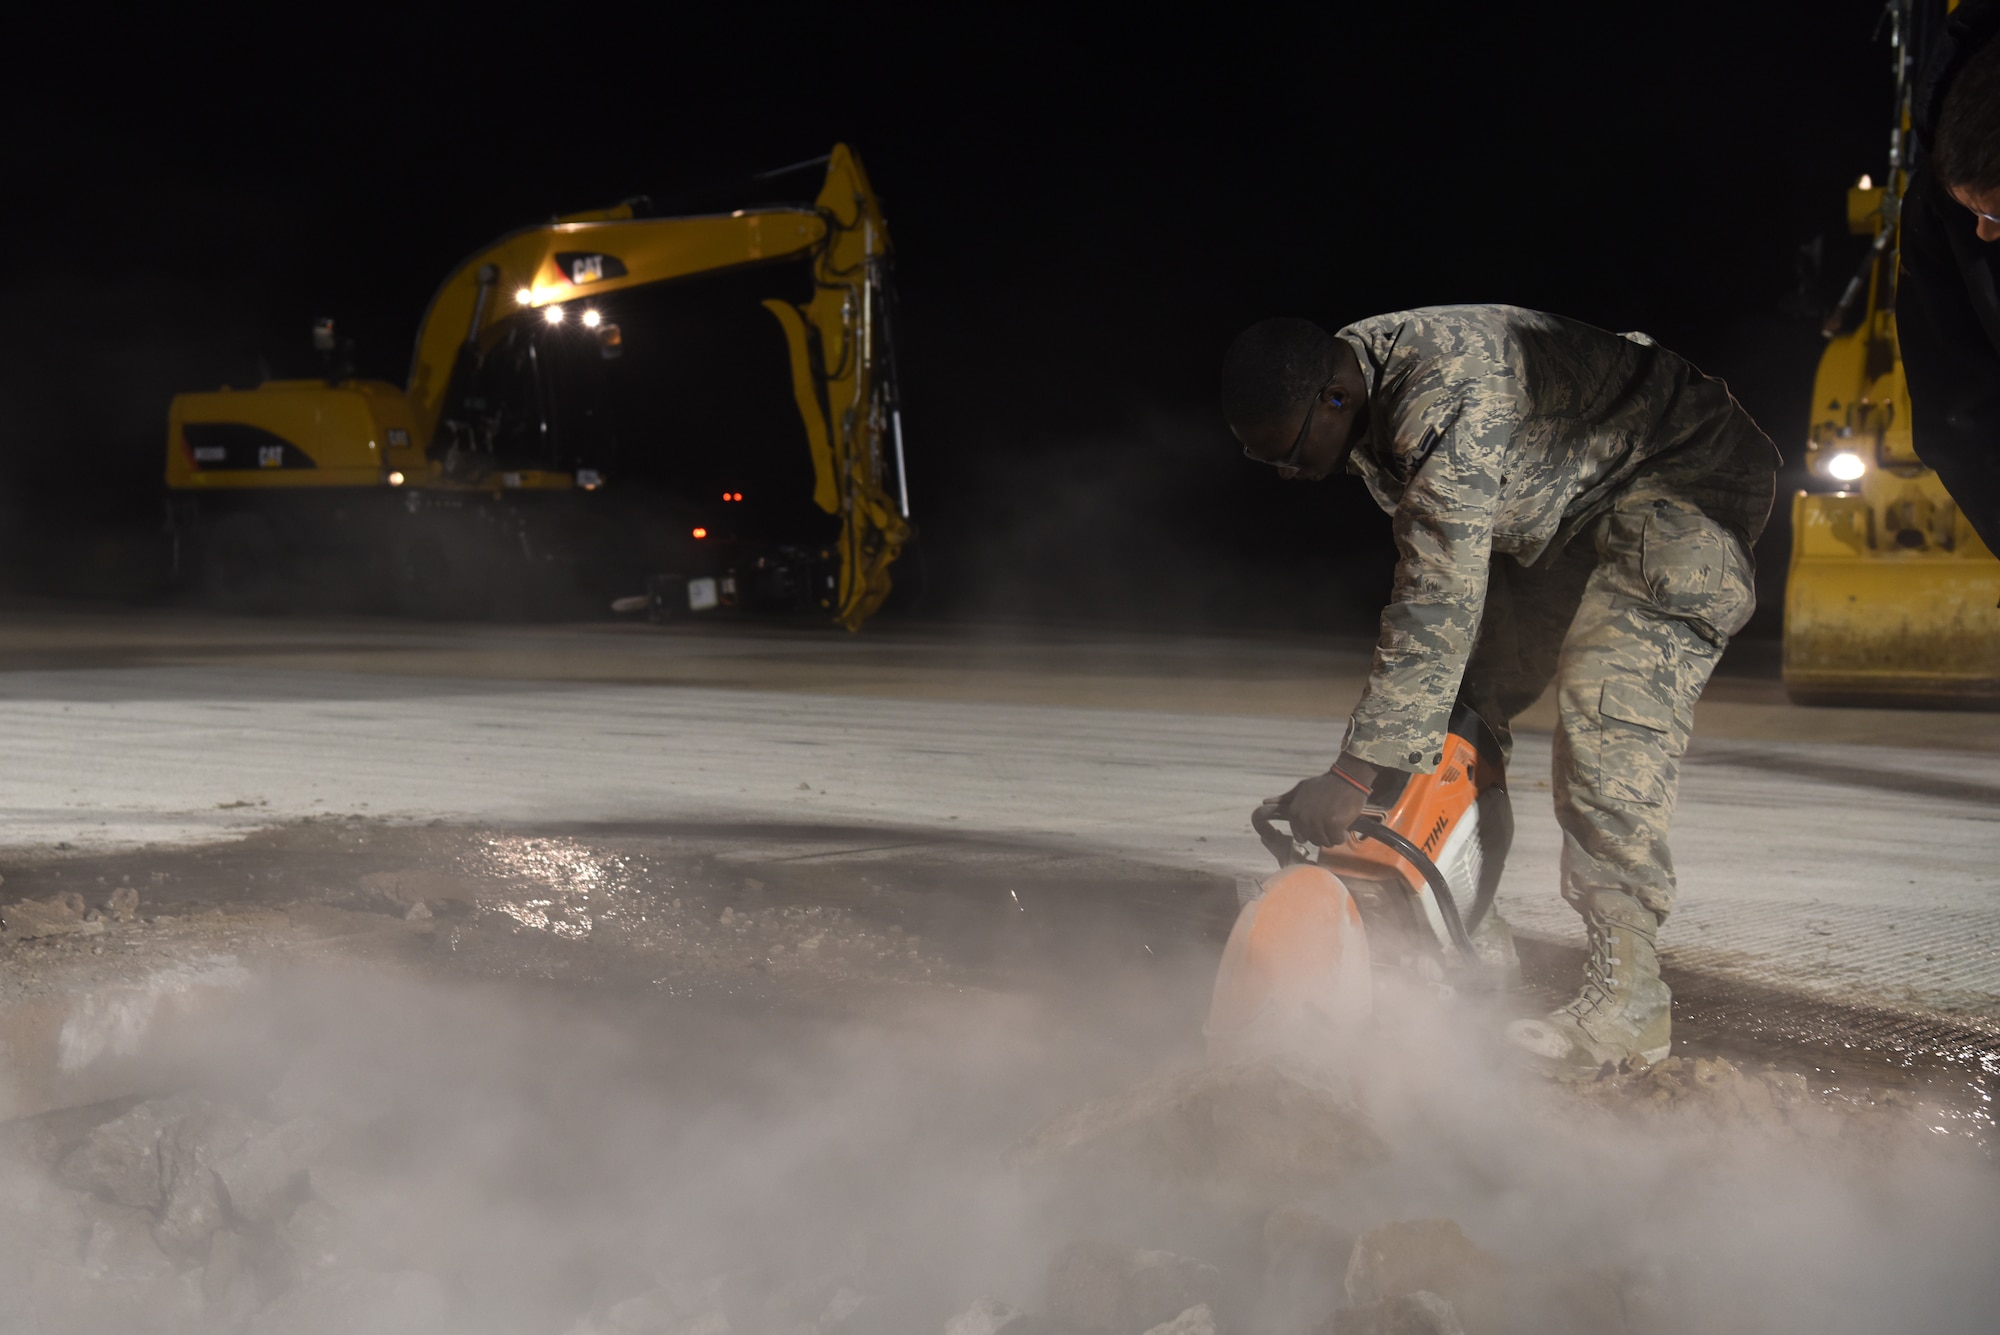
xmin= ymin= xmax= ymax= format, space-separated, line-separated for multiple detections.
xmin=1205 ymin=862 xmax=1373 ymax=1062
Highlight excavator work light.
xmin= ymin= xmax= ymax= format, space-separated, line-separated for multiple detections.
xmin=1827 ymin=451 xmax=1867 ymax=481
xmin=543 ymin=305 xmax=565 ymax=326
xmin=515 ymin=288 xmax=534 ymax=305
xmin=387 ymin=471 xmax=405 ymax=486
xmin=581 ymin=308 xmax=602 ymax=328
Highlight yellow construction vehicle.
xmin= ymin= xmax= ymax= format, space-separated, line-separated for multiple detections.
xmin=167 ymin=145 xmax=911 ymax=629
xmin=1784 ymin=0 xmax=2000 ymax=705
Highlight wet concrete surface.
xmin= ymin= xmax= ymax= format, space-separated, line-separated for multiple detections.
xmin=2 ymin=816 xmax=1989 ymax=1139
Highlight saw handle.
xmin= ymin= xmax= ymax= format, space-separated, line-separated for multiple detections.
xmin=1250 ymin=802 xmax=1476 ymax=957
xmin=1251 ymin=802 xmax=1310 ymax=866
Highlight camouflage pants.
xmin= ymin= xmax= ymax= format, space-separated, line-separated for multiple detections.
xmin=1460 ymin=492 xmax=1758 ymax=920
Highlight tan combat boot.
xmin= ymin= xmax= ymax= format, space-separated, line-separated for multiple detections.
xmin=1506 ymin=889 xmax=1670 ymax=1073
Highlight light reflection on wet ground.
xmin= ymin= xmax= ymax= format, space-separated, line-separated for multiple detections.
xmin=466 ymin=836 xmax=620 ymax=941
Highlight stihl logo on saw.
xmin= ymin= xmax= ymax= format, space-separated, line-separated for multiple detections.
xmin=1421 ymin=814 xmax=1449 ymax=856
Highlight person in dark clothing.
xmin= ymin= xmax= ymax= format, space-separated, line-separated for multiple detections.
xmin=1898 ymin=0 xmax=2000 ymax=552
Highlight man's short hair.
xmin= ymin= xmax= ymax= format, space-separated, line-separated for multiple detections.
xmin=1220 ymin=318 xmax=1339 ymax=431
xmin=1935 ymin=33 xmax=2000 ymax=193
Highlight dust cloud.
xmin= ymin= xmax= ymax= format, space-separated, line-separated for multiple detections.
xmin=0 ymin=831 xmax=1995 ymax=1334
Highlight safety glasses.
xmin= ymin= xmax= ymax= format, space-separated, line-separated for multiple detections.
xmin=1243 ymin=383 xmax=1338 ymax=472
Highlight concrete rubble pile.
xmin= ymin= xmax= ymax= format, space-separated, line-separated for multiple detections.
xmin=0 ymin=1046 xmax=1824 ymax=1334
xmin=926 ymin=1212 xmax=1666 ymax=1335
xmin=3 ymin=1091 xmax=443 ymax=1335
xmin=1 ymin=884 xmax=135 ymax=942
xmin=932 ymin=1060 xmax=1713 ymax=1335
xmin=1007 ymin=1061 xmax=1391 ymax=1215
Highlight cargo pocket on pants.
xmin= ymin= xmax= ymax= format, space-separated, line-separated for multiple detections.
xmin=1594 ymin=679 xmax=1674 ymax=806
xmin=1639 ymin=507 xmax=1754 ymax=643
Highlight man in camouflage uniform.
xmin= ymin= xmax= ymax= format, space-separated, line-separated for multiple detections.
xmin=1221 ymin=306 xmax=1778 ymax=1072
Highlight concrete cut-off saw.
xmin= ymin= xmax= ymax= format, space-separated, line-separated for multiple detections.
xmin=1207 ymin=703 xmax=1520 ymax=1060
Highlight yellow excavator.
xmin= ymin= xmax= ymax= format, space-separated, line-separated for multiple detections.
xmin=1785 ymin=0 xmax=2000 ymax=705
xmin=167 ymin=145 xmax=911 ymax=629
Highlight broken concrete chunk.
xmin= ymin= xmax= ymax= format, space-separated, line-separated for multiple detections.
xmin=200 ymin=1226 xmax=246 ymax=1295
xmin=300 ymin=1163 xmax=408 ymax=1250
xmin=214 ymin=1115 xmax=331 ymax=1226
xmin=1329 ymin=1291 xmax=1465 ymax=1335
xmin=1048 ymin=1241 xmax=1222 ymax=1335
xmin=108 ymin=885 xmax=140 ymax=923
xmin=154 ymin=1171 xmax=226 ymax=1262
xmin=1345 ymin=1219 xmax=1502 ymax=1309
xmin=943 ymin=1295 xmax=1035 ymax=1335
xmin=1513 ymin=1262 xmax=1631 ymax=1335
xmin=280 ymin=1198 xmax=351 ymax=1271
xmin=1264 ymin=1201 xmax=1352 ymax=1279
xmin=153 ymin=1101 xmax=259 ymax=1260
xmin=1570 ymin=1054 xmax=1816 ymax=1128
xmin=4 ymin=891 xmax=96 ymax=939
xmin=76 ymin=1198 xmax=174 ymax=1279
xmin=1012 ymin=1062 xmax=1390 ymax=1213
xmin=1141 ymin=1304 xmax=1218 ymax=1335
xmin=58 ymin=1100 xmax=176 ymax=1209
xmin=1344 ymin=1222 xmax=1637 ymax=1335
xmin=200 ymin=1226 xmax=253 ymax=1303
xmin=1261 ymin=1203 xmax=1353 ymax=1331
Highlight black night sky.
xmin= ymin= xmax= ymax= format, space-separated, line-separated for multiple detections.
xmin=0 ymin=2 xmax=1893 ymax=632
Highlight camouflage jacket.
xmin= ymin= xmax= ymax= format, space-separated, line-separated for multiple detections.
xmin=1335 ymin=304 xmax=1777 ymax=772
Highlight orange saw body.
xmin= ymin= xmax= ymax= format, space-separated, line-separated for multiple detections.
xmin=1207 ymin=703 xmax=1516 ymax=1061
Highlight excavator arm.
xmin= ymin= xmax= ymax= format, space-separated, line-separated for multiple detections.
xmin=761 ymin=147 xmax=912 ymax=629
xmin=404 ymin=144 xmax=911 ymax=629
